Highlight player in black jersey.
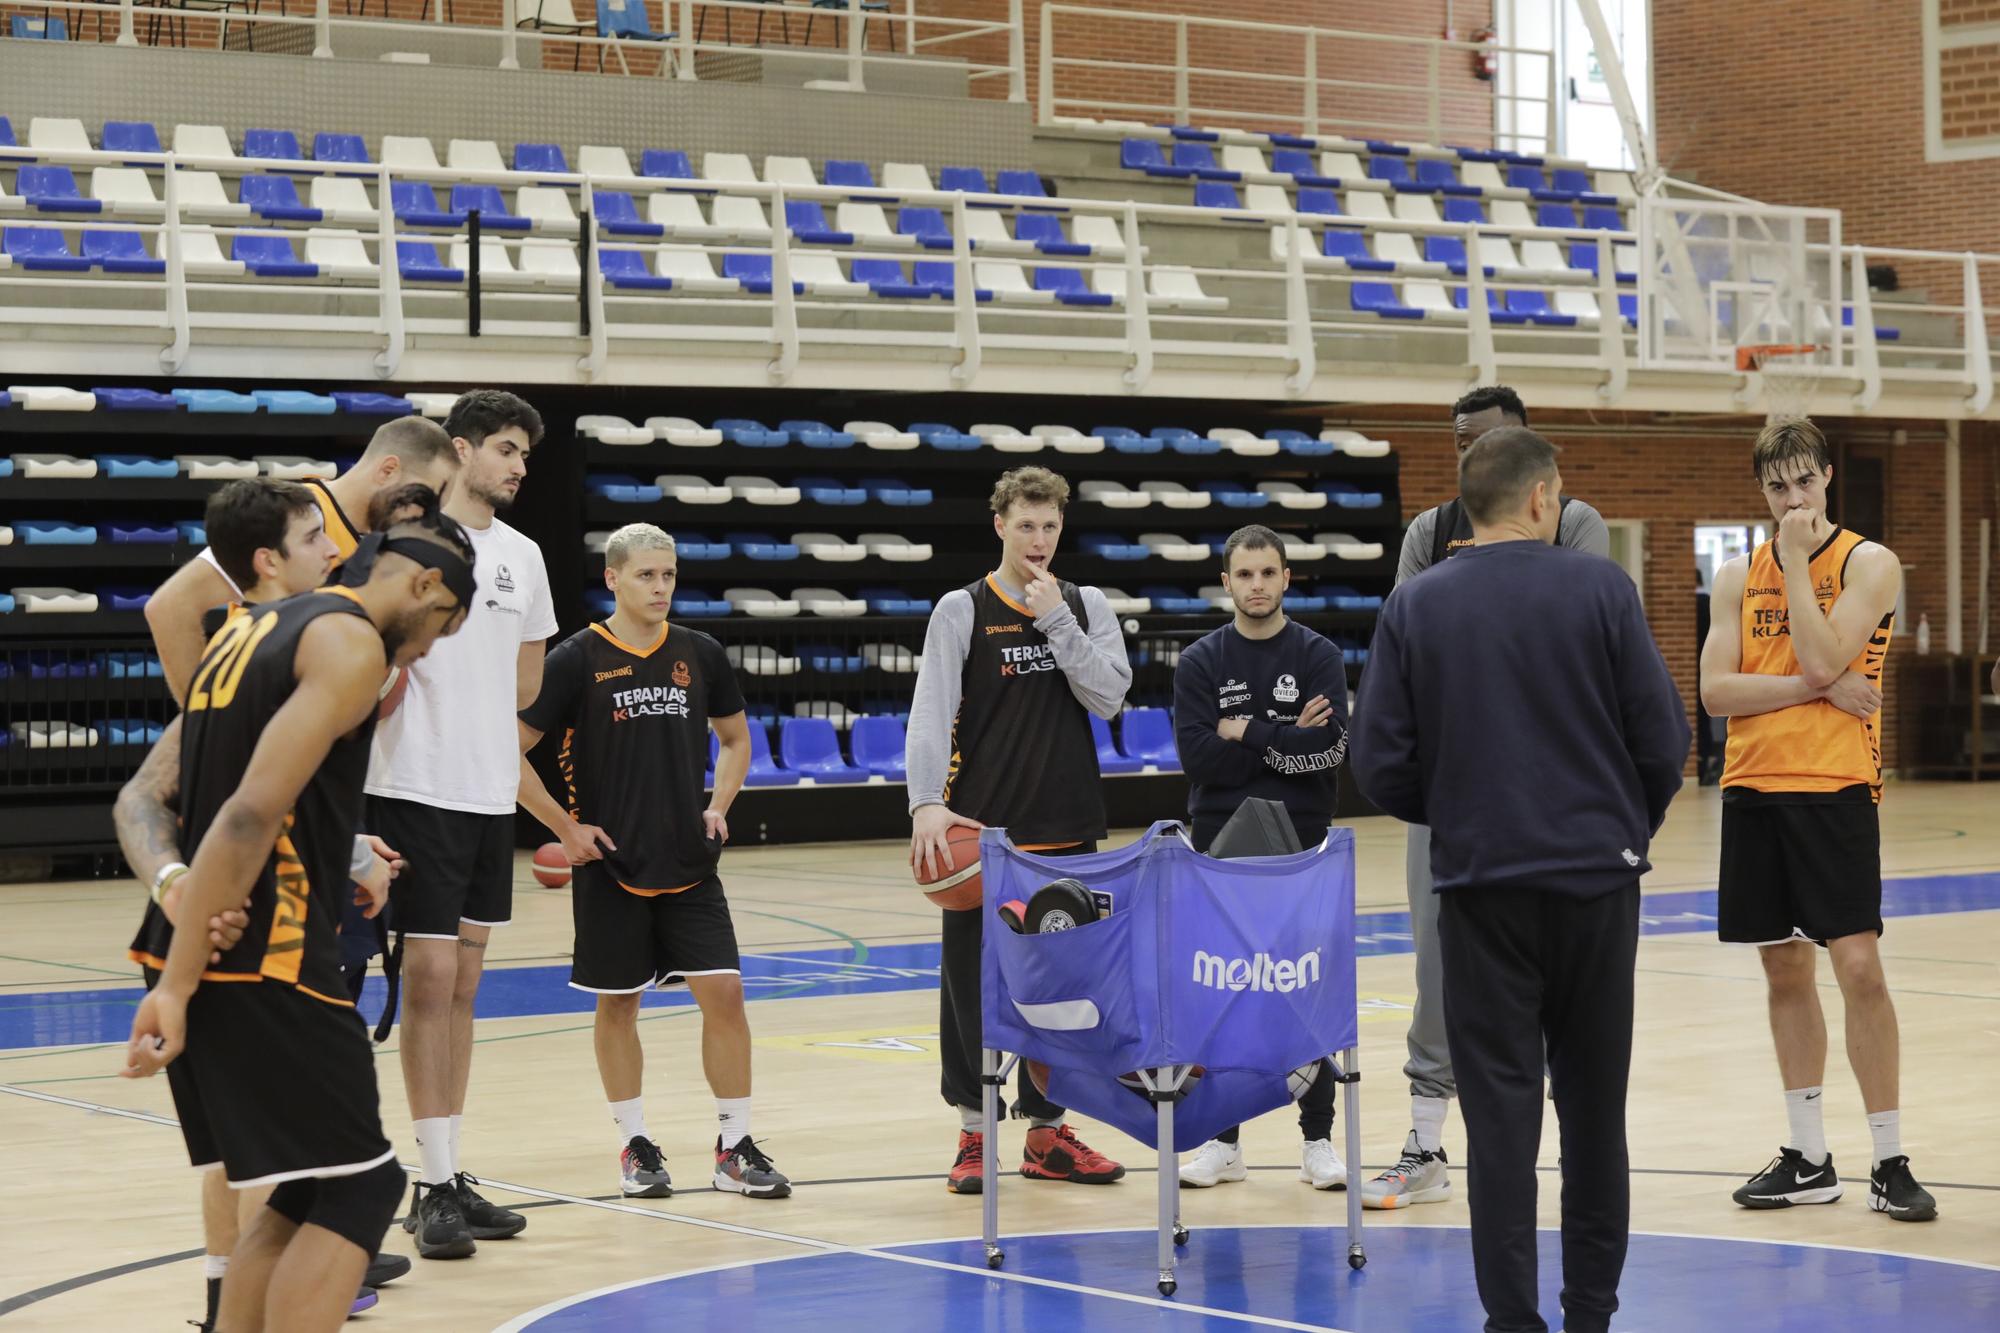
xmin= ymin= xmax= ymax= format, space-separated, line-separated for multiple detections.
xmin=907 ymin=467 xmax=1134 ymax=1194
xmin=122 ymin=512 xmax=475 ymax=1333
xmin=516 ymin=523 xmax=791 ymax=1202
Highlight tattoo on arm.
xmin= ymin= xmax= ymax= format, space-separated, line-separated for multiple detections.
xmin=113 ymin=722 xmax=184 ymax=883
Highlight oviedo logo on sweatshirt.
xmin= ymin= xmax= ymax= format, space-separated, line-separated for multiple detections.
xmin=1191 ymin=947 xmax=1322 ymax=993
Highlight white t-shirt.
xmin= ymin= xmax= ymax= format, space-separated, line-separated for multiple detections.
xmin=365 ymin=517 xmax=557 ymax=815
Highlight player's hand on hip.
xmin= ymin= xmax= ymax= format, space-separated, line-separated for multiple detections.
xmin=1822 ymin=670 xmax=1882 ymax=719
xmin=561 ymin=822 xmax=617 ymax=865
xmin=122 ymin=986 xmax=186 ymax=1078
xmin=1298 ymin=694 xmax=1333 ymax=728
xmin=1023 ymin=574 xmax=1063 ymax=620
xmin=703 ymin=808 xmax=729 ymax=846
xmin=911 ymin=803 xmax=982 ymax=880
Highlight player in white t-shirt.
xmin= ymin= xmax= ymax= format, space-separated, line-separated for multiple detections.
xmin=364 ymin=390 xmax=558 ymax=1261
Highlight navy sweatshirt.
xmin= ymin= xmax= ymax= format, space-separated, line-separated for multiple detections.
xmin=1351 ymin=541 xmax=1690 ymax=897
xmin=1173 ymin=619 xmax=1349 ymax=827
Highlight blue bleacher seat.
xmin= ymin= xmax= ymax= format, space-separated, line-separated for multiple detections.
xmin=175 ymin=522 xmax=206 ymax=546
xmin=589 ymin=474 xmax=664 ymax=502
xmin=1118 ymin=708 xmax=1179 ymax=768
xmin=450 ymin=185 xmax=529 ymax=230
xmin=1154 ymin=427 xmax=1218 ymax=455
xmin=1416 ymin=158 xmax=1475 ymax=193
xmin=1193 ymin=181 xmax=1243 ymax=211
xmin=243 ymin=129 xmax=302 ymax=163
xmin=332 ymin=391 xmax=417 ymax=414
xmin=1367 ymin=155 xmax=1414 ymax=187
xmin=103 ymin=520 xmax=178 ymax=540
xmin=726 ymin=531 xmax=801 ymax=560
xmin=895 ymin=206 xmax=953 ymax=249
xmin=1080 ymin=535 xmax=1150 ymax=560
xmin=1168 ymin=125 xmax=1219 ymax=141
xmin=1506 ymin=164 xmax=1552 ymax=192
xmin=98 ymin=454 xmax=179 ymax=476
xmin=1296 ymin=187 xmax=1342 ymax=217
xmin=1424 ymin=235 xmax=1489 ymax=276
xmin=231 ymin=232 xmax=317 ymax=279
xmin=1505 ymin=289 xmax=1577 ymax=327
xmin=1582 ymin=206 xmax=1623 ymax=231
xmin=858 ymin=587 xmax=929 ymax=614
xmin=1172 ymin=143 xmax=1237 ymax=181
xmin=1090 ymin=713 xmax=1144 ymax=774
xmin=513 ymin=142 xmax=569 ymax=174
xmin=1351 ymin=282 xmax=1424 ymax=320
xmin=863 ymin=477 xmax=933 ymax=503
xmin=1121 ymin=138 xmax=1191 ymax=178
xmin=1090 ymin=425 xmax=1154 ymax=454
xmin=909 ymin=423 xmax=981 ymax=449
xmin=598 ymin=0 xmax=675 ymax=46
xmin=396 ymin=241 xmax=464 ymax=283
xmin=174 ymin=388 xmax=257 ymax=413
xmin=240 ymin=175 xmax=321 ymax=222
xmin=1441 ymin=197 xmax=1487 ymax=224
xmin=742 ymin=723 xmax=799 ymax=786
xmin=715 ymin=419 xmax=788 ymax=446
xmin=780 ymin=421 xmax=856 ymax=448
xmin=912 ymin=261 xmax=992 ymax=302
xmin=824 ymin=159 xmax=877 ymax=192
xmin=255 ymin=389 xmax=336 ymax=414
xmin=11 ymin=16 xmax=68 ymax=39
xmin=0 ymin=116 xmax=12 ymax=150
xmin=849 ymin=715 xmax=908 ymax=780
xmin=852 ymin=257 xmax=929 ymax=299
xmin=1537 ymin=203 xmax=1580 ymax=229
xmin=1320 ymin=481 xmax=1385 ymax=509
xmin=16 ymin=166 xmax=99 ymax=213
xmin=599 ymin=248 xmax=673 ymax=290
xmin=938 ymin=165 xmax=990 ymax=194
xmin=780 ymin=718 xmax=868 ymax=782
xmin=103 ymin=121 xmax=163 ymax=156
xmin=391 ymin=182 xmax=465 ymax=228
xmin=82 ymin=229 xmax=165 ymax=274
xmin=1282 ymin=592 xmax=1327 ymax=611
xmin=4 ymin=226 xmax=92 ymax=271
xmin=92 ymin=388 xmax=178 ymax=413
xmin=671 ymin=588 xmax=733 ymax=617
xmin=1322 ymin=229 xmax=1394 ymax=271
xmin=995 ymin=170 xmax=1050 ymax=202
xmin=1551 ymin=167 xmax=1593 ymax=194
xmin=1323 ymin=585 xmax=1382 ymax=611
xmin=17 ymin=521 xmax=96 ymax=544
xmin=1138 ymin=585 xmax=1209 ymax=614
xmin=1202 ymin=481 xmax=1268 ymax=507
xmin=1842 ymin=306 xmax=1902 ymax=341
xmin=1032 ymin=267 xmax=1112 ymax=306
xmin=720 ymin=254 xmax=804 ymax=295
xmin=784 ymin=200 xmax=853 ymax=245
xmin=795 ymin=476 xmax=866 ymax=503
xmin=593 ymin=192 xmax=664 ymax=237
xmin=640 ymin=149 xmax=696 ymax=180
xmin=1014 ymin=214 xmax=1087 ymax=255
xmin=1450 ymin=285 xmax=1530 ymax=325
xmin=1271 ymin=149 xmax=1336 ymax=187
xmin=313 ymin=132 xmax=370 ymax=166
xmin=1618 ymin=292 xmax=1639 ymax=325
xmin=670 ymin=533 xmax=729 ymax=560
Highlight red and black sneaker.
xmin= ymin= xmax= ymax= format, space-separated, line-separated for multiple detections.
xmin=1022 ymin=1123 xmax=1125 ymax=1184
xmin=946 ymin=1130 xmax=985 ymax=1194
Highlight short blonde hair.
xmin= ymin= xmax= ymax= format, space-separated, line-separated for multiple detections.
xmin=605 ymin=523 xmax=676 ymax=569
xmin=989 ymin=466 xmax=1070 ymax=516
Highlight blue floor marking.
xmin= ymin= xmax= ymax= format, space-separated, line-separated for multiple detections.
xmin=5 ymin=872 xmax=1998 ymax=1053
xmin=511 ymin=1226 xmax=2000 ymax=1332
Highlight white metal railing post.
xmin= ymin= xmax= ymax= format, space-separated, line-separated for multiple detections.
xmin=1594 ymin=232 xmax=1626 ymax=401
xmin=313 ymin=0 xmax=331 ymax=58
xmin=1037 ymin=3 xmax=1054 ymax=123
xmin=1543 ymin=47 xmax=1559 ymax=153
xmin=117 ymin=0 xmax=136 ymax=46
xmin=160 ymin=157 xmax=189 ymax=373
xmin=1963 ymin=254 xmax=1993 ymax=415
xmin=375 ymin=163 xmax=406 ymax=379
xmin=847 ymin=0 xmax=866 ymax=91
xmin=1465 ymin=223 xmax=1496 ymax=384
xmin=949 ymin=193 xmax=981 ymax=386
xmin=1007 ymin=0 xmax=1025 ymax=103
xmin=905 ymin=0 xmax=916 ymax=64
xmin=1283 ymin=213 xmax=1314 ymax=395
xmin=1121 ymin=202 xmax=1151 ymax=390
xmin=501 ymin=0 xmax=521 ymax=70
xmin=769 ymin=186 xmax=801 ymax=384
xmin=1847 ymin=247 xmax=1880 ymax=411
xmin=1427 ymin=43 xmax=1441 ymax=146
xmin=1173 ymin=18 xmax=1190 ymax=125
xmin=677 ymin=0 xmax=695 ymax=79
xmin=1302 ymin=32 xmax=1318 ymax=137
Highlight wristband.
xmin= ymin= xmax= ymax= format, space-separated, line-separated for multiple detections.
xmin=151 ymin=861 xmax=189 ymax=906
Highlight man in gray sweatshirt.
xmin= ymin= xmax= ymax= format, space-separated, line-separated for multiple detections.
xmin=907 ymin=466 xmax=1134 ymax=1195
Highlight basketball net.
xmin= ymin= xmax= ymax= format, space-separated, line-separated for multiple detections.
xmin=1736 ymin=343 xmax=1822 ymax=425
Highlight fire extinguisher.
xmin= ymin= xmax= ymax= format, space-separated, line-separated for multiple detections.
xmin=1471 ymin=25 xmax=1497 ymax=82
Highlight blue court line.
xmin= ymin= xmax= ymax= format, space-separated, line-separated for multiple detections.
xmin=4 ymin=872 xmax=1997 ymax=1053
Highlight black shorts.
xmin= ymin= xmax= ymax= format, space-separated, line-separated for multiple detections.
xmin=368 ymin=796 xmax=514 ymax=938
xmin=1718 ymin=791 xmax=1883 ymax=945
xmin=144 ymin=968 xmax=393 ymax=1187
xmin=570 ymin=863 xmax=741 ymax=993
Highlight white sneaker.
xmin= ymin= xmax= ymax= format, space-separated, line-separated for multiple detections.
xmin=1179 ymin=1139 xmax=1246 ymax=1188
xmin=1361 ymin=1130 xmax=1451 ymax=1209
xmin=1299 ymin=1138 xmax=1347 ymax=1190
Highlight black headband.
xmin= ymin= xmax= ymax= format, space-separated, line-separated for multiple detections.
xmin=346 ymin=531 xmax=477 ymax=609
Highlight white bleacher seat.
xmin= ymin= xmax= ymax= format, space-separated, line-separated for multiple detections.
xmin=1553 ymin=288 xmax=1602 ymax=323
xmin=1141 ymin=532 xmax=1210 ymax=561
xmin=521 ymin=239 xmax=582 ymax=284
xmin=1394 ymin=194 xmax=1442 ymax=226
xmin=446 ymin=139 xmax=506 ymax=172
xmin=1474 ymin=233 xmax=1527 ymax=274
xmin=1079 ymin=480 xmax=1151 ymax=508
xmin=858 ymin=532 xmax=931 ymax=561
xmin=724 ymin=587 xmax=801 ymax=618
xmin=1320 ymin=429 xmax=1392 ymax=458
xmin=256 ymin=456 xmax=337 ymax=480
xmin=965 ymin=210 xmax=1034 ymax=256
xmin=725 ymin=475 xmax=802 ymax=505
xmin=176 ymin=172 xmax=250 ymax=221
xmin=1150 ymin=267 xmax=1225 ymax=312
xmin=28 ymin=117 xmax=91 ymax=153
xmin=178 ymin=455 xmax=258 ymax=479
xmin=1373 ymin=231 xmax=1433 ymax=271
xmin=971 ymin=424 xmax=1045 ymax=450
xmin=578 ymin=415 xmax=652 ymax=444
xmin=648 ymin=192 xmax=728 ymax=241
xmin=11 ymin=720 xmax=100 ymax=745
xmin=1520 ymin=237 xmax=1574 ymax=276
xmin=1211 ymin=427 xmax=1278 ymax=457
xmin=729 ymin=644 xmax=803 ymax=676
xmin=835 ymin=202 xmax=913 ymax=249
xmin=12 ymin=447 xmax=96 ymax=468
xmin=583 ymin=529 xmax=613 ymax=553
xmin=655 ymin=245 xmax=739 ymax=293
xmin=795 ymin=701 xmax=858 ymax=730
xmin=792 ymin=252 xmax=867 ymax=297
xmin=792 ymin=532 xmax=867 ymax=561
xmin=451 ymin=238 xmax=537 ymax=287
xmin=796 ymin=587 xmax=867 ymax=618
xmin=702 ymin=152 xmax=759 ymax=185
xmin=9 ymin=391 xmax=97 ymax=414
xmin=1281 ymin=535 xmax=1327 ymax=560
xmin=380 ymin=136 xmax=441 ymax=172
xmin=862 ymin=642 xmax=920 ymax=672
xmin=1037 ymin=424 xmax=1106 ymax=453
xmin=178 ymin=225 xmax=246 ymax=277
xmin=308 ymin=176 xmax=376 ymax=227
xmin=579 ymin=145 xmax=637 ymax=178
xmin=1321 ymin=150 xmax=1367 ymax=180
xmin=1461 ymin=161 xmax=1518 ymax=196
xmin=1198 ymin=585 xmax=1233 ymax=611
xmin=974 ymin=261 xmax=1056 ymax=305
xmin=172 ymin=124 xmax=237 ymax=162
xmin=646 ymin=417 xmax=723 ymax=446
xmin=880 ymin=162 xmax=935 ymax=193
xmin=0 ymin=177 xmax=18 ymax=215
xmin=303 ymin=229 xmax=377 ymax=281
xmin=1246 ymin=183 xmax=1294 ymax=216
xmin=1100 ymin=588 xmax=1150 ymax=615
xmin=1403 ymin=280 xmax=1463 ymax=319
xmin=847 ymin=421 xmax=919 ymax=449
xmin=1343 ymin=190 xmax=1392 ymax=222
xmin=1071 ymin=215 xmax=1131 ymax=258
xmin=1491 ymin=198 xmax=1534 ymax=228
xmin=1320 ymin=531 xmax=1385 ymax=560
xmin=92 ymin=168 xmax=162 ymax=217
xmin=656 ymin=475 xmax=732 ymax=503
xmin=762 ymin=155 xmax=818 ymax=189
xmin=1597 ymin=170 xmax=1637 ymax=200
xmin=518 ymin=187 xmax=579 ymax=233
xmin=1258 ymin=481 xmax=1326 ymax=509
xmin=406 ymin=392 xmax=457 ymax=418
xmin=1138 ymin=481 xmax=1210 ymax=509
xmin=1221 ymin=144 xmax=1285 ymax=183
xmin=710 ymin=196 xmax=771 ymax=240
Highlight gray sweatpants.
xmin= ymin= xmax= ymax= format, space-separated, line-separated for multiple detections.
xmin=1403 ymin=822 xmax=1455 ymax=1100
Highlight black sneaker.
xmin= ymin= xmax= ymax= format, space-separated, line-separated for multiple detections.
xmin=1869 ymin=1155 xmax=1938 ymax=1222
xmin=1732 ymin=1147 xmax=1842 ymax=1209
xmin=453 ymin=1171 xmax=527 ymax=1239
xmin=364 ymin=1252 xmax=411 ymax=1287
xmin=713 ymin=1135 xmax=792 ymax=1199
xmin=402 ymin=1181 xmax=476 ymax=1260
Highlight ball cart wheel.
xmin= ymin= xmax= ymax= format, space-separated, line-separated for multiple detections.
xmin=1173 ymin=1223 xmax=1189 ymax=1246
xmin=1157 ymin=1277 xmax=1177 ymax=1297
xmin=986 ymin=1250 xmax=1004 ymax=1270
xmin=1349 ymin=1251 xmax=1367 ymax=1271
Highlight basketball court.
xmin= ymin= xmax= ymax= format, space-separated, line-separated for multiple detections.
xmin=5 ymin=785 xmax=1997 ymax=1329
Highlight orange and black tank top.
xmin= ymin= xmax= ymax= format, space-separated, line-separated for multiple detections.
xmin=305 ymin=477 xmax=362 ymax=565
xmin=1722 ymin=527 xmax=1893 ymax=801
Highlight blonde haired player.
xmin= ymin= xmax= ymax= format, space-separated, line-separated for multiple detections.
xmin=516 ymin=524 xmax=790 ymax=1201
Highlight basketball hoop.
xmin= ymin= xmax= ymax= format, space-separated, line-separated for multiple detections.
xmin=1736 ymin=343 xmax=1823 ymax=424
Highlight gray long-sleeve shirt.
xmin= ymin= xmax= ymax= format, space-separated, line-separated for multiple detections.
xmin=906 ymin=580 xmax=1132 ymax=813
xmin=1396 ymin=497 xmax=1610 ymax=587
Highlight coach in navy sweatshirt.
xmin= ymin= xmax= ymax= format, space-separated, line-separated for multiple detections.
xmin=1352 ymin=427 xmax=1689 ymax=1333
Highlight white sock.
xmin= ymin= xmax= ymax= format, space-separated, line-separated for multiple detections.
xmin=448 ymin=1113 xmax=464 ymax=1173
xmin=716 ymin=1096 xmax=752 ymax=1148
xmin=610 ymin=1096 xmax=648 ymax=1147
xmin=1411 ymin=1095 xmax=1448 ymax=1154
xmin=414 ymin=1116 xmax=453 ymax=1185
xmin=1784 ymin=1086 xmax=1828 ymax=1165
xmin=203 ymin=1253 xmax=229 ymax=1280
xmin=1867 ymin=1109 xmax=1901 ymax=1167
xmin=958 ymin=1104 xmax=983 ymax=1135
xmin=1028 ymin=1114 xmax=1064 ymax=1130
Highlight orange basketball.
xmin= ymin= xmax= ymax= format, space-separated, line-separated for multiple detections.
xmin=915 ymin=824 xmax=984 ymax=910
xmin=532 ymin=843 xmax=572 ymax=888
xmin=376 ymin=666 xmax=409 ymax=720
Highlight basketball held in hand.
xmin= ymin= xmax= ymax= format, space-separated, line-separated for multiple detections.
xmin=915 ymin=824 xmax=984 ymax=910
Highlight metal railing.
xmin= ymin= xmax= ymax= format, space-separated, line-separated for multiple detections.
xmin=1037 ymin=5 xmax=1555 ymax=152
